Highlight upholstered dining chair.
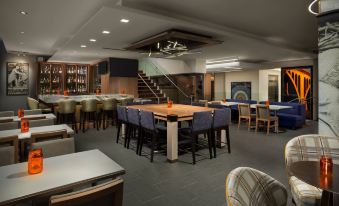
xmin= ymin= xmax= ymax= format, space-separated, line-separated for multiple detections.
xmin=238 ymin=104 xmax=255 ymax=130
xmin=138 ymin=110 xmax=166 ymax=162
xmin=100 ymin=98 xmax=117 ymax=129
xmin=226 ymin=167 xmax=288 ymax=206
xmin=212 ymin=108 xmax=231 ymax=155
xmin=0 ymin=111 xmax=14 ymax=117
xmin=0 ymin=135 xmax=19 ymax=166
xmin=125 ymin=108 xmax=140 ymax=149
xmin=49 ymin=178 xmax=123 ymax=206
xmin=285 ymin=135 xmax=339 ymax=206
xmin=116 ymin=106 xmax=128 ymax=144
xmin=255 ymin=105 xmax=278 ymax=135
xmin=80 ymin=99 xmax=99 ymax=132
xmin=179 ymin=111 xmax=213 ymax=164
xmin=27 ymin=97 xmax=51 ymax=113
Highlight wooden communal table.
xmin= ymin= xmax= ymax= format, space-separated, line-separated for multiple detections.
xmin=288 ymin=161 xmax=339 ymax=206
xmin=128 ymin=104 xmax=219 ymax=163
xmin=0 ymin=149 xmax=125 ymax=206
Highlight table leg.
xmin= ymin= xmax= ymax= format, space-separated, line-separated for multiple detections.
xmin=321 ymin=190 xmax=334 ymax=206
xmin=167 ymin=115 xmax=178 ymax=163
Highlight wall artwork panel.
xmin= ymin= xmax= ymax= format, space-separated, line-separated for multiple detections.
xmin=6 ymin=62 xmax=29 ymax=95
xmin=231 ymin=82 xmax=251 ymax=100
xmin=318 ymin=9 xmax=339 ymax=136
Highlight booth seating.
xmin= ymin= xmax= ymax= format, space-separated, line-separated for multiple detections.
xmin=260 ymin=101 xmax=306 ymax=129
xmin=285 ymin=135 xmax=339 ymax=206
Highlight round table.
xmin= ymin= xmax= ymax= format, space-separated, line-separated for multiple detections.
xmin=288 ymin=161 xmax=339 ymax=206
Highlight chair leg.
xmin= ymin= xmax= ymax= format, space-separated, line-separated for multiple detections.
xmin=267 ymin=121 xmax=270 ymax=135
xmin=248 ymin=118 xmax=251 ymax=131
xmin=207 ymin=132 xmax=213 ymax=159
xmin=73 ymin=114 xmax=78 ymax=134
xmin=238 ymin=117 xmax=241 ymax=128
xmin=124 ymin=126 xmax=130 ymax=148
xmin=191 ymin=135 xmax=196 ymax=164
xmin=226 ymin=126 xmax=231 ymax=153
xmin=150 ymin=133 xmax=156 ymax=162
xmin=136 ymin=127 xmax=142 ymax=155
xmin=255 ymin=120 xmax=258 ymax=133
xmin=116 ymin=122 xmax=121 ymax=143
xmin=96 ymin=112 xmax=99 ymax=131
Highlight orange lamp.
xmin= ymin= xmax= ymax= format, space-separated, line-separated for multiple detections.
xmin=28 ymin=148 xmax=43 ymax=175
xmin=21 ymin=118 xmax=29 ymax=133
xmin=320 ymin=155 xmax=333 ymax=176
xmin=265 ymin=100 xmax=270 ymax=106
xmin=167 ymin=100 xmax=173 ymax=108
xmin=18 ymin=108 xmax=24 ymax=118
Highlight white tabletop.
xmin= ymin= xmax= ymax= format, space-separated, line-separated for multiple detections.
xmin=208 ymin=101 xmax=244 ymax=107
xmin=0 ymin=113 xmax=56 ymax=122
xmin=0 ymin=124 xmax=74 ymax=140
xmin=250 ymin=104 xmax=293 ymax=111
xmin=0 ymin=149 xmax=125 ymax=205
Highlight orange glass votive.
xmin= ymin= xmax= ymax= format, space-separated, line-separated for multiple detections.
xmin=320 ymin=155 xmax=333 ymax=175
xmin=18 ymin=108 xmax=24 ymax=118
xmin=265 ymin=100 xmax=270 ymax=106
xmin=222 ymin=98 xmax=227 ymax=103
xmin=21 ymin=119 xmax=29 ymax=133
xmin=167 ymin=100 xmax=173 ymax=108
xmin=28 ymin=148 xmax=43 ymax=174
xmin=64 ymin=90 xmax=69 ymax=96
xmin=96 ymin=88 xmax=100 ymax=95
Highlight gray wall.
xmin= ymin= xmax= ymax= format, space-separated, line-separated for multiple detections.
xmin=0 ymin=40 xmax=38 ymax=111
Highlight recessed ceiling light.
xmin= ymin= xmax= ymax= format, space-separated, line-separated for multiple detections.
xmin=102 ymin=30 xmax=110 ymax=34
xmin=120 ymin=19 xmax=130 ymax=23
xmin=19 ymin=11 xmax=28 ymax=15
xmin=89 ymin=39 xmax=96 ymax=42
xmin=20 ymin=31 xmax=25 ymax=34
xmin=80 ymin=45 xmax=87 ymax=48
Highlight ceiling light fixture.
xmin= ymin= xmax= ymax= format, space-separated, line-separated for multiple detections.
xmin=102 ymin=30 xmax=110 ymax=34
xmin=89 ymin=39 xmax=96 ymax=42
xmin=80 ymin=45 xmax=87 ymax=48
xmin=308 ymin=0 xmax=319 ymax=15
xmin=20 ymin=31 xmax=25 ymax=34
xmin=19 ymin=11 xmax=28 ymax=15
xmin=120 ymin=18 xmax=130 ymax=23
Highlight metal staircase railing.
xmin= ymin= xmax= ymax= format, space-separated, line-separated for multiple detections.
xmin=139 ymin=59 xmax=193 ymax=104
xmin=138 ymin=73 xmax=160 ymax=104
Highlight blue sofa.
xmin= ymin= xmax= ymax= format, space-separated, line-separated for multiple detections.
xmin=259 ymin=101 xmax=306 ymax=129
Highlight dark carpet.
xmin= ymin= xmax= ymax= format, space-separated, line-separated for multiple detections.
xmin=74 ymin=121 xmax=318 ymax=206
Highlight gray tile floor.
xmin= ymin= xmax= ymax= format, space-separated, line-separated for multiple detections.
xmin=74 ymin=121 xmax=318 ymax=206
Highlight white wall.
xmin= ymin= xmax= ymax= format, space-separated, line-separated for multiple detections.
xmin=258 ymin=69 xmax=281 ymax=101
xmin=147 ymin=58 xmax=192 ymax=74
xmin=214 ymin=73 xmax=225 ymax=100
xmin=225 ymin=70 xmax=259 ymax=100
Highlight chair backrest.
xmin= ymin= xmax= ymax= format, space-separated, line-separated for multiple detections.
xmin=58 ymin=100 xmax=76 ymax=114
xmin=238 ymin=104 xmax=250 ymax=116
xmin=140 ymin=110 xmax=155 ymax=131
xmin=192 ymin=111 xmax=212 ymax=133
xmin=102 ymin=98 xmax=114 ymax=111
xmin=24 ymin=109 xmax=42 ymax=115
xmin=198 ymin=100 xmax=208 ymax=107
xmin=0 ymin=136 xmax=19 ymax=166
xmin=116 ymin=106 xmax=128 ymax=122
xmin=256 ymin=105 xmax=270 ymax=120
xmin=0 ymin=122 xmax=18 ymax=131
xmin=81 ymin=99 xmax=97 ymax=112
xmin=29 ymin=118 xmax=55 ymax=128
xmin=27 ymin=97 xmax=39 ymax=110
xmin=32 ymin=137 xmax=75 ymax=158
xmin=30 ymin=129 xmax=68 ymax=143
xmin=208 ymin=104 xmax=224 ymax=109
xmin=285 ymin=135 xmax=339 ymax=171
xmin=226 ymin=167 xmax=288 ymax=206
xmin=127 ymin=108 xmax=140 ymax=126
xmin=0 ymin=111 xmax=14 ymax=117
xmin=213 ymin=108 xmax=231 ymax=129
xmin=49 ymin=178 xmax=123 ymax=206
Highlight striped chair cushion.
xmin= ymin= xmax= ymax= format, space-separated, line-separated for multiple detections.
xmin=285 ymin=134 xmax=339 ymax=206
xmin=226 ymin=167 xmax=287 ymax=206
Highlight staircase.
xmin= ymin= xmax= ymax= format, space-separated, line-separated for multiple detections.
xmin=138 ymin=71 xmax=167 ymax=103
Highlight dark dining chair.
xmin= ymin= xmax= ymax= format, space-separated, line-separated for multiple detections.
xmin=138 ymin=110 xmax=166 ymax=162
xmin=125 ymin=108 xmax=140 ymax=149
xmin=212 ymin=108 xmax=231 ymax=156
xmin=179 ymin=111 xmax=213 ymax=164
xmin=116 ymin=106 xmax=128 ymax=144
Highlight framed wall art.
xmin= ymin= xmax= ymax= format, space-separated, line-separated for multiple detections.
xmin=6 ymin=62 xmax=29 ymax=95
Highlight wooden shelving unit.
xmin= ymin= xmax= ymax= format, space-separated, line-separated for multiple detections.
xmin=38 ymin=62 xmax=89 ymax=95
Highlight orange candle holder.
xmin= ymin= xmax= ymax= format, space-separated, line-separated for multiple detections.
xmin=265 ymin=100 xmax=270 ymax=106
xmin=96 ymin=88 xmax=100 ymax=95
xmin=64 ymin=90 xmax=69 ymax=96
xmin=167 ymin=100 xmax=173 ymax=108
xmin=222 ymin=98 xmax=227 ymax=103
xmin=320 ymin=155 xmax=333 ymax=176
xmin=18 ymin=108 xmax=24 ymax=118
xmin=28 ymin=148 xmax=43 ymax=175
xmin=21 ymin=119 xmax=29 ymax=133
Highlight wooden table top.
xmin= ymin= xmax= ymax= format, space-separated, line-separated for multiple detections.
xmin=128 ymin=104 xmax=215 ymax=119
xmin=288 ymin=161 xmax=339 ymax=194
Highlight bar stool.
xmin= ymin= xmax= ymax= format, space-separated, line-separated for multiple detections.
xmin=211 ymin=108 xmax=231 ymax=156
xmin=57 ymin=99 xmax=77 ymax=133
xmin=125 ymin=108 xmax=140 ymax=149
xmin=80 ymin=99 xmax=99 ymax=132
xmin=116 ymin=106 xmax=128 ymax=144
xmin=100 ymin=98 xmax=117 ymax=130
